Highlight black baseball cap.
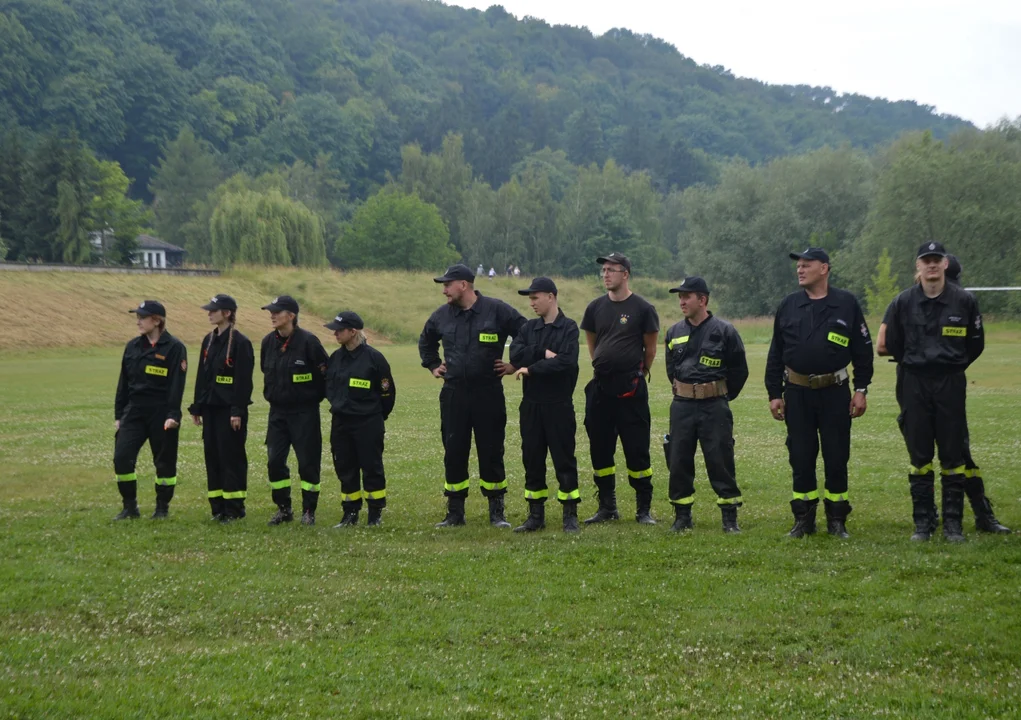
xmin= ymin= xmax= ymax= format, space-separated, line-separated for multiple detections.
xmin=130 ymin=300 xmax=166 ymax=317
xmin=669 ymin=276 xmax=711 ymax=295
xmin=596 ymin=252 xmax=631 ymax=272
xmin=946 ymin=254 xmax=962 ymax=281
xmin=261 ymin=295 xmax=300 ymax=313
xmin=789 ymin=247 xmax=830 ymax=263
xmin=917 ymin=241 xmax=948 ymax=259
xmin=434 ymin=264 xmax=475 ymax=283
xmin=324 ymin=311 xmax=364 ymax=331
xmin=517 ymin=277 xmax=558 ymax=296
xmin=201 ymin=293 xmax=237 ymax=312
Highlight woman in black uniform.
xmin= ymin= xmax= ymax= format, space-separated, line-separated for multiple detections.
xmin=113 ymin=300 xmax=188 ymax=520
xmin=189 ymin=294 xmax=255 ymax=522
xmin=324 ymin=311 xmax=396 ymax=527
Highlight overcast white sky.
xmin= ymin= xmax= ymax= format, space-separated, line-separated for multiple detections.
xmin=444 ymin=0 xmax=1020 ymax=127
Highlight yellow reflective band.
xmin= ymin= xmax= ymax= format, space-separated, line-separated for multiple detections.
xmin=364 ymin=489 xmax=387 ymax=500
xmin=909 ymin=463 xmax=934 ymax=476
xmin=963 ymin=468 xmax=977 ymax=478
xmin=479 ymin=479 xmax=508 ymax=491
xmin=445 ymin=480 xmax=470 ymax=493
xmin=340 ymin=491 xmax=363 ymax=502
xmin=717 ymin=496 xmax=743 ymax=505
xmin=479 ymin=333 xmax=499 ymax=343
xmin=145 ymin=365 xmax=168 ymax=377
xmin=349 ymin=378 xmax=371 ymax=389
xmin=292 ymin=373 xmax=312 ymax=383
xmin=222 ymin=491 xmax=247 ymax=499
xmin=593 ymin=466 xmax=616 ymax=477
xmin=827 ymin=332 xmax=850 ymax=347
xmin=557 ymin=489 xmax=581 ymax=502
xmin=524 ymin=489 xmax=549 ymax=500
xmin=670 ymin=496 xmax=695 ymax=505
xmin=215 ymin=375 xmax=233 ymax=384
xmin=824 ymin=491 xmax=848 ymax=502
xmin=627 ymin=468 xmax=653 ymax=479
xmin=300 ymin=481 xmax=321 ymax=493
xmin=940 ymin=465 xmax=967 ymax=476
xmin=668 ymin=336 xmax=690 ymax=349
xmin=156 ymin=476 xmax=177 ymax=486
xmin=942 ymin=326 xmax=967 ymax=337
xmin=792 ymin=491 xmax=819 ymax=501
xmin=699 ymin=356 xmax=722 ymax=368
xmin=268 ymin=479 xmax=291 ymax=490
xmin=207 ymin=490 xmax=224 ymax=498
xmin=115 ymin=473 xmax=137 ymax=482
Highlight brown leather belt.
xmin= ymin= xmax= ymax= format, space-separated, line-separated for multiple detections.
xmin=672 ymin=378 xmax=728 ymax=399
xmin=785 ymin=366 xmax=849 ymax=389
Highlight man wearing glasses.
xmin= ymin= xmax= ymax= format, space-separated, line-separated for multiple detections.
xmin=580 ymin=252 xmax=661 ymax=525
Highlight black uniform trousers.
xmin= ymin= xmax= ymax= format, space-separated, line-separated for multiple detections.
xmin=331 ymin=413 xmax=386 ymax=510
xmin=783 ymin=383 xmax=851 ymax=500
xmin=114 ymin=405 xmax=179 ymax=505
xmin=584 ymin=378 xmax=653 ymax=494
xmin=902 ymin=370 xmax=967 ymax=513
xmin=266 ymin=405 xmax=322 ymax=512
xmin=519 ymin=398 xmax=579 ymax=503
xmin=668 ymin=397 xmax=741 ymax=505
xmin=896 ymin=364 xmax=979 ymax=473
xmin=440 ymin=382 xmax=507 ymax=498
xmin=202 ymin=406 xmax=248 ymax=519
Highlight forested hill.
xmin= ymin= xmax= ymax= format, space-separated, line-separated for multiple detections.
xmin=0 ymin=0 xmax=971 ymax=197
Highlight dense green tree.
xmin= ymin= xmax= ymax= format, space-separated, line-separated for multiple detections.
xmin=210 ymin=188 xmax=326 ymax=268
xmin=0 ymin=130 xmax=28 ymax=259
xmin=88 ymin=159 xmax=150 ymax=264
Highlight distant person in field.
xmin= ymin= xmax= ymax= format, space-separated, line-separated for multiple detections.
xmin=476 ymin=263 xmax=485 ymax=278
xmin=876 ymin=254 xmax=1008 ymax=534
xmin=764 ymin=247 xmax=873 ymax=539
xmin=419 ymin=264 xmax=526 ymax=528
xmin=509 ymin=277 xmax=581 ymax=533
xmin=112 ymin=300 xmax=188 ymax=521
xmin=260 ymin=295 xmax=329 ymax=527
xmin=324 ymin=311 xmax=395 ymax=528
xmin=188 ymin=294 xmax=254 ymax=523
xmin=662 ymin=277 xmax=748 ymax=533
xmin=581 ymin=252 xmax=660 ymax=526
xmin=881 ymin=244 xmax=998 ymax=542
xmin=489 ymin=266 xmax=496 ymax=280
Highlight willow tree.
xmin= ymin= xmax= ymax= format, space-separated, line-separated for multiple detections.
xmin=210 ymin=189 xmax=326 ymax=267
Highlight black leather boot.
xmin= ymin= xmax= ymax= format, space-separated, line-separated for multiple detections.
xmin=151 ymin=485 xmax=173 ymax=519
xmin=334 ymin=501 xmax=360 ymax=528
xmin=670 ymin=504 xmax=693 ymax=533
xmin=113 ymin=500 xmax=140 ymax=521
xmin=942 ymin=481 xmax=966 ymax=543
xmin=366 ymin=505 xmax=383 ymax=527
xmin=435 ymin=495 xmax=466 ymax=528
xmin=584 ymin=478 xmax=619 ymax=524
xmin=824 ymin=499 xmax=851 ymax=539
xmin=788 ymin=499 xmax=817 ymax=538
xmin=514 ymin=501 xmax=545 ymax=532
xmin=635 ymin=489 xmax=656 ymax=525
xmin=965 ymin=476 xmax=1011 ymax=533
xmin=562 ymin=501 xmax=580 ymax=533
xmin=267 ymin=506 xmax=294 ymax=526
xmin=488 ymin=495 xmax=511 ymax=529
xmin=721 ymin=505 xmax=741 ymax=533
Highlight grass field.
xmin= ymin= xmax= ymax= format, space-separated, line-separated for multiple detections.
xmin=2 ymin=269 xmax=1021 ymax=718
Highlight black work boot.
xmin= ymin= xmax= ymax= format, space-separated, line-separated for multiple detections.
xmin=209 ymin=498 xmax=225 ymax=522
xmin=334 ymin=501 xmax=360 ymax=528
xmin=584 ymin=478 xmax=620 ymax=524
xmin=635 ymin=489 xmax=656 ymax=525
xmin=151 ymin=485 xmax=173 ymax=519
xmin=301 ymin=510 xmax=316 ymax=526
xmin=562 ymin=501 xmax=580 ymax=533
xmin=788 ymin=499 xmax=818 ymax=538
xmin=824 ymin=499 xmax=851 ymax=539
xmin=909 ymin=478 xmax=935 ymax=541
xmin=942 ymin=481 xmax=966 ymax=543
xmin=965 ymin=476 xmax=1011 ymax=533
xmin=670 ymin=504 xmax=693 ymax=533
xmin=721 ymin=505 xmax=741 ymax=533
xmin=514 ymin=501 xmax=546 ymax=533
xmin=113 ymin=500 xmax=140 ymax=521
xmin=435 ymin=495 xmax=466 ymax=528
xmin=267 ymin=506 xmax=294 ymax=526
xmin=366 ymin=505 xmax=383 ymax=527
xmin=488 ymin=495 xmax=511 ymax=529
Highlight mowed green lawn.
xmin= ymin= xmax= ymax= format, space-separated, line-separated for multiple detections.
xmin=2 ymin=341 xmax=1020 ymax=719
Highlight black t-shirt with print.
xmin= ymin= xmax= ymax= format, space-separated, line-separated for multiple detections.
xmin=581 ymin=293 xmax=659 ymax=376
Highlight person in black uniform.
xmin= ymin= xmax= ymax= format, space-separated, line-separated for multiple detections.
xmin=663 ymin=277 xmax=749 ymax=533
xmin=877 ymin=254 xmax=1009 ymax=535
xmin=419 ymin=264 xmax=526 ymax=528
xmin=188 ymin=294 xmax=254 ymax=523
xmin=883 ymin=242 xmax=986 ymax=542
xmin=112 ymin=300 xmax=187 ymax=520
xmin=324 ymin=311 xmax=395 ymax=528
xmin=581 ymin=252 xmax=660 ymax=525
xmin=260 ymin=295 xmax=329 ymax=527
xmin=509 ymin=277 xmax=581 ymax=533
xmin=765 ymin=247 xmax=873 ymax=539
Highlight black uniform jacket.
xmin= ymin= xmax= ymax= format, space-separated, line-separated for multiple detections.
xmin=188 ymin=327 xmax=255 ymax=418
xmin=664 ymin=313 xmax=749 ymax=401
xmin=326 ymin=342 xmax=396 ymax=420
xmin=418 ymin=292 xmax=526 ymax=385
xmin=508 ymin=310 xmax=579 ymax=403
xmin=883 ymin=283 xmax=984 ymax=374
xmin=765 ymin=287 xmax=874 ymax=400
xmin=260 ymin=327 xmax=328 ymax=408
xmin=115 ymin=331 xmax=188 ymax=422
